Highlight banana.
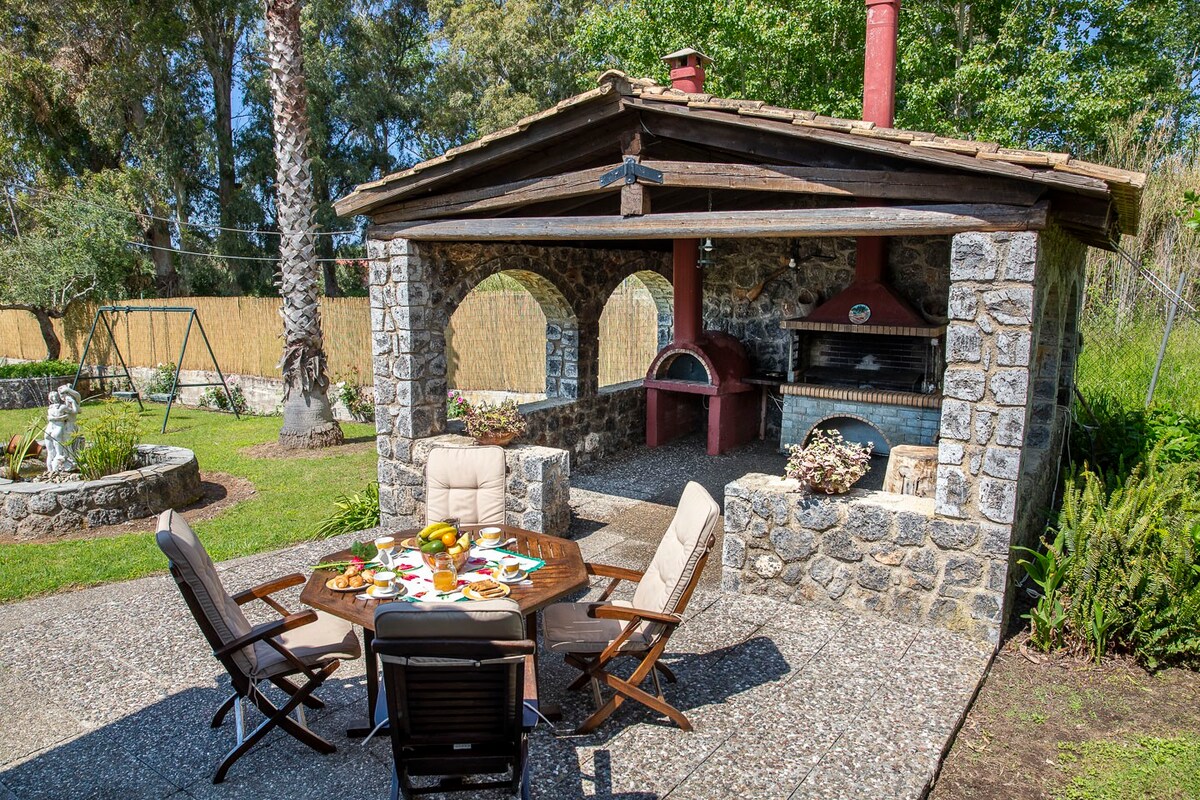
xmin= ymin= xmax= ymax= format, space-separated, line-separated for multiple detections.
xmin=418 ymin=521 xmax=454 ymax=541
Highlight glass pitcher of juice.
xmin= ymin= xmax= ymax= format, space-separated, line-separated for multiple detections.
xmin=432 ymin=552 xmax=458 ymax=593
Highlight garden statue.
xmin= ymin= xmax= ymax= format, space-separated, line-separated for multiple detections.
xmin=43 ymin=385 xmax=82 ymax=473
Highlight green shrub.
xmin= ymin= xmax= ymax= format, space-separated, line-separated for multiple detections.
xmin=1073 ymin=392 xmax=1200 ymax=475
xmin=0 ymin=360 xmax=78 ymax=379
xmin=315 ymin=482 xmax=380 ymax=539
xmin=199 ymin=382 xmax=248 ymax=415
xmin=1028 ymin=453 xmax=1200 ymax=669
xmin=74 ymin=400 xmax=141 ymax=480
xmin=144 ymin=363 xmax=176 ymax=395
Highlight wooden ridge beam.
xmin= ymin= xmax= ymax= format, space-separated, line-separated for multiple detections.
xmin=369 ymin=201 xmax=1049 ymax=242
xmin=371 ymin=160 xmax=1046 ymax=223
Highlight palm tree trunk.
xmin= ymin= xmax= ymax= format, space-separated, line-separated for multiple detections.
xmin=265 ymin=0 xmax=343 ymax=449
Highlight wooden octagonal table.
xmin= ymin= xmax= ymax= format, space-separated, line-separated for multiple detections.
xmin=300 ymin=524 xmax=588 ymax=735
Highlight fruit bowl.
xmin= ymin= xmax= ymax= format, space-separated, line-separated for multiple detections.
xmin=421 ymin=548 xmax=470 ymax=572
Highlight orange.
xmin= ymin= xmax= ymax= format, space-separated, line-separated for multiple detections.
xmin=440 ymin=530 xmax=458 ymax=548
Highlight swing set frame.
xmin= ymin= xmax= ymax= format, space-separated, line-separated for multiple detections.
xmin=71 ymin=305 xmax=240 ymax=433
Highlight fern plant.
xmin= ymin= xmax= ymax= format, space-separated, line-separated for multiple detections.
xmin=314 ymin=482 xmax=380 ymax=539
xmin=1048 ymin=451 xmax=1200 ymax=669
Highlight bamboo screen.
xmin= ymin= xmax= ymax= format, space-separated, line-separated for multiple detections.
xmin=0 ymin=284 xmax=661 ymax=392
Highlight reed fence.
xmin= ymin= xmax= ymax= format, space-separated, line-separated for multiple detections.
xmin=0 ymin=281 xmax=661 ymax=393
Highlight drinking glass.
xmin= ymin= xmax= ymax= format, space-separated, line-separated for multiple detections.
xmin=432 ymin=552 xmax=458 ymax=593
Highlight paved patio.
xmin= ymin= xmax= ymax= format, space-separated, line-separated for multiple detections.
xmin=0 ymin=439 xmax=991 ymax=799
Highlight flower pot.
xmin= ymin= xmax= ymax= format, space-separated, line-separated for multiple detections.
xmin=808 ymin=480 xmax=854 ymax=495
xmin=474 ymin=432 xmax=517 ymax=447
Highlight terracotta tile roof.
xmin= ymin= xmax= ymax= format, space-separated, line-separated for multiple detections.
xmin=337 ymin=70 xmax=1145 ymax=236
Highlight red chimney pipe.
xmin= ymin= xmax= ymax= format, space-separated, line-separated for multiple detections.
xmin=806 ymin=0 xmax=927 ymax=327
xmin=662 ymin=49 xmax=714 ymax=344
xmin=862 ymin=0 xmax=899 ymax=128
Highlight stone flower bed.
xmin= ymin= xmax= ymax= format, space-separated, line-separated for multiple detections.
xmin=0 ymin=445 xmax=201 ymax=540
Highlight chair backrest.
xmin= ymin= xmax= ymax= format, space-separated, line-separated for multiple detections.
xmin=373 ymin=601 xmax=533 ymax=775
xmin=630 ymin=481 xmax=721 ymax=630
xmin=424 ymin=445 xmax=506 ymax=526
xmin=155 ymin=509 xmax=257 ymax=676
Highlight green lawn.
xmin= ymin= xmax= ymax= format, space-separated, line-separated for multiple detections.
xmin=0 ymin=404 xmax=376 ymax=603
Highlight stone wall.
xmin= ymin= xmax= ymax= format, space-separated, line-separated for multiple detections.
xmin=0 ymin=375 xmax=93 ymax=410
xmin=377 ymin=434 xmax=571 ymax=536
xmin=123 ymin=367 xmax=369 ymax=423
xmin=701 ymin=236 xmax=951 ymax=376
xmin=0 ymin=445 xmax=201 ymax=539
xmin=723 ymin=228 xmax=1089 ymax=644
xmin=723 ymin=475 xmax=1007 ymax=641
xmin=368 ymin=237 xmax=668 ymax=515
xmin=519 ymin=381 xmax=647 ymax=465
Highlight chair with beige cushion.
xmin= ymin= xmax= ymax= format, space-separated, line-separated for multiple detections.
xmin=424 ymin=445 xmax=506 ymax=526
xmin=373 ymin=600 xmax=537 ymax=800
xmin=543 ymin=480 xmax=721 ymax=733
xmin=156 ymin=509 xmax=361 ymax=783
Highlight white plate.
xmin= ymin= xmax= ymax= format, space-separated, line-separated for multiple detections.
xmin=496 ymin=569 xmax=527 ymax=584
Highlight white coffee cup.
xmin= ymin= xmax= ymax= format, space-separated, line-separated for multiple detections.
xmin=479 ymin=526 xmax=503 ymax=545
xmin=500 ymin=555 xmax=521 ymax=579
xmin=372 ymin=571 xmax=396 ymax=593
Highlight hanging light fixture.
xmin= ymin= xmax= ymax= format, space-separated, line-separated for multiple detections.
xmin=696 ymin=191 xmax=716 ymax=268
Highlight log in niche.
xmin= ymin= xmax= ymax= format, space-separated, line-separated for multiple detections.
xmin=369 ymin=201 xmax=1048 ymax=242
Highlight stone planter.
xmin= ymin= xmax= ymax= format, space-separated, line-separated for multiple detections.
xmin=0 ymin=375 xmax=90 ymax=411
xmin=0 ymin=445 xmax=202 ymax=540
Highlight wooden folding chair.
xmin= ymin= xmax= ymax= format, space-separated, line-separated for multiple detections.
xmin=372 ymin=600 xmax=538 ymax=800
xmin=156 ymin=509 xmax=361 ymax=783
xmin=543 ymin=481 xmax=720 ymax=733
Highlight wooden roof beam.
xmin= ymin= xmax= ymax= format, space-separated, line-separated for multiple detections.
xmin=369 ymin=201 xmax=1049 ymax=242
xmin=371 ymin=160 xmax=1046 ymax=223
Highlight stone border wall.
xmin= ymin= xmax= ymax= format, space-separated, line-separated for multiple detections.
xmin=377 ymin=434 xmax=570 ymax=536
xmin=0 ymin=445 xmax=201 ymax=539
xmin=0 ymin=375 xmax=93 ymax=410
xmin=723 ymin=475 xmax=1006 ymax=642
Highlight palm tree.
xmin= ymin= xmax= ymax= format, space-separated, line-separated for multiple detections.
xmin=265 ymin=0 xmax=344 ymax=448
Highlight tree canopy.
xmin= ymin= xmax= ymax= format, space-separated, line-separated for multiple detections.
xmin=0 ymin=0 xmax=1196 ymax=299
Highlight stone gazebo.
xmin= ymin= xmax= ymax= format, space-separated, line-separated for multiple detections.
xmin=337 ymin=68 xmax=1143 ymax=643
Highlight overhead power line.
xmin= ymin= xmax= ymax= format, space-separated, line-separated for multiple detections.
xmin=6 ymin=181 xmax=364 ymax=238
xmin=124 ymin=239 xmax=381 ymax=264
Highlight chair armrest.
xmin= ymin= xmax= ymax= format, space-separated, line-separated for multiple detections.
xmin=214 ymin=610 xmax=317 ymax=658
xmin=585 ymin=563 xmax=645 ymax=582
xmin=587 ymin=604 xmax=682 ymax=626
xmin=232 ymin=573 xmax=306 ymax=606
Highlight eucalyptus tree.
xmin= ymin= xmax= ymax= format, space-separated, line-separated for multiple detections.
xmin=265 ymin=0 xmax=344 ymax=448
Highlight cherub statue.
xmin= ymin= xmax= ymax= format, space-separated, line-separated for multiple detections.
xmin=43 ymin=385 xmax=82 ymax=473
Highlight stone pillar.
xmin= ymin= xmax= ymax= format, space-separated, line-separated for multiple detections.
xmin=369 ymin=237 xmax=446 ymax=527
xmin=936 ymin=232 xmax=1038 ymax=527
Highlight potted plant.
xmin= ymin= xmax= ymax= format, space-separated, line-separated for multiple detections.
xmin=463 ymin=399 xmax=527 ymax=447
xmin=786 ymin=429 xmax=874 ymax=494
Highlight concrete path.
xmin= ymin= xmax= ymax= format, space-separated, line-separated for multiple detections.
xmin=0 ymin=439 xmax=990 ymax=799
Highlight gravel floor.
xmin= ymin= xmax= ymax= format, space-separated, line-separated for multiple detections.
xmin=0 ymin=441 xmax=989 ymax=799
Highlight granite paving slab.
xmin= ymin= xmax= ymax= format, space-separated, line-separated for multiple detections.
xmin=0 ymin=452 xmax=990 ymax=800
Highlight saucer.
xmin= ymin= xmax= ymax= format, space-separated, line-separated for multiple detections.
xmin=363 ymin=584 xmax=405 ymax=599
xmin=496 ymin=569 xmax=527 ymax=584
xmin=474 ymin=538 xmax=506 ymax=550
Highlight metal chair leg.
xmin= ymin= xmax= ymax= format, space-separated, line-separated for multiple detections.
xmin=650 ymin=666 xmax=664 ymax=699
xmin=234 ymin=696 xmax=246 ymax=745
xmin=590 ymin=677 xmax=603 ymax=710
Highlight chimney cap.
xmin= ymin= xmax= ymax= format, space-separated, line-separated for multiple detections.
xmin=661 ymin=48 xmax=713 ymax=67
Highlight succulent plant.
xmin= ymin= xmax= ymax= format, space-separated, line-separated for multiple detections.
xmin=463 ymin=398 xmax=527 ymax=439
xmin=786 ymin=429 xmax=874 ymax=494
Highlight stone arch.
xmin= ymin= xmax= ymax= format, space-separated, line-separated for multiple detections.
xmin=598 ymin=270 xmax=674 ymax=386
xmin=804 ymin=414 xmax=893 ymax=456
xmin=445 ymin=268 xmax=579 ymax=400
